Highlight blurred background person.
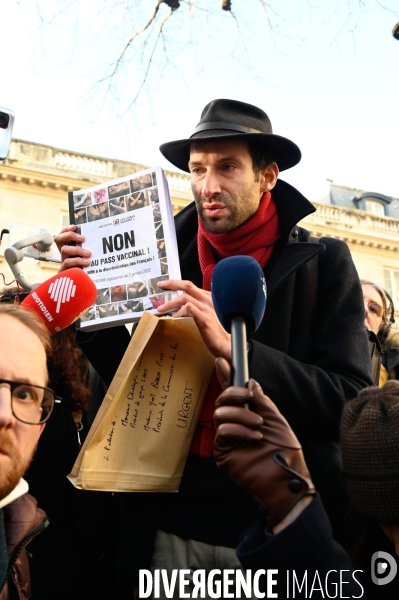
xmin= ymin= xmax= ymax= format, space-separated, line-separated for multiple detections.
xmin=341 ymin=380 xmax=399 ymax=599
xmin=361 ymin=280 xmax=399 ymax=385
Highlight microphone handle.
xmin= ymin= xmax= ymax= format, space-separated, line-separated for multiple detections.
xmin=231 ymin=316 xmax=249 ymax=389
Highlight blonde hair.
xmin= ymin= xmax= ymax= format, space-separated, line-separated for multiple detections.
xmin=0 ymin=304 xmax=51 ymax=356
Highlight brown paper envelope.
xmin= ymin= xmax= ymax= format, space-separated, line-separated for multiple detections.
xmin=69 ymin=311 xmax=159 ymax=481
xmin=69 ymin=314 xmax=215 ymax=491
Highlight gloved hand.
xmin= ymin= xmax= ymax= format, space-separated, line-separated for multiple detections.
xmin=213 ymin=359 xmax=316 ymax=526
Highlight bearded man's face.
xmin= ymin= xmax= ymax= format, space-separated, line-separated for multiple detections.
xmin=0 ymin=315 xmax=46 ymax=499
xmin=189 ymin=139 xmax=277 ymax=234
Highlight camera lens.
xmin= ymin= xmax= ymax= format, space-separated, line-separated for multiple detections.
xmin=0 ymin=112 xmax=10 ymax=129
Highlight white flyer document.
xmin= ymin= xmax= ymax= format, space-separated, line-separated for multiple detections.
xmin=68 ymin=166 xmax=181 ymax=331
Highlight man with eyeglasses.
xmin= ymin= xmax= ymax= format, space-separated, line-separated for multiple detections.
xmin=0 ymin=304 xmax=58 ymax=600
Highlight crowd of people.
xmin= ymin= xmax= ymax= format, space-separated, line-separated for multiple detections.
xmin=1 ymin=99 xmax=399 ymax=599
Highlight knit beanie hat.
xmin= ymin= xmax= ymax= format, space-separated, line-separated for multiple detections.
xmin=341 ymin=380 xmax=399 ymax=523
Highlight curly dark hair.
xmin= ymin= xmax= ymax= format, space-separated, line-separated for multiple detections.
xmin=47 ymin=326 xmax=91 ymax=413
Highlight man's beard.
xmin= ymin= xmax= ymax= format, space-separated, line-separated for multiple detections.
xmin=0 ymin=431 xmax=33 ymax=500
xmin=193 ymin=184 xmax=260 ymax=234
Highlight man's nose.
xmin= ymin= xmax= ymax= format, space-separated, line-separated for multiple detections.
xmin=201 ymin=169 xmax=222 ymax=198
xmin=0 ymin=386 xmax=15 ymax=427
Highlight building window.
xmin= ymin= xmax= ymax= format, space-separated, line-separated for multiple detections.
xmin=384 ymin=269 xmax=399 ymax=304
xmin=364 ymin=200 xmax=385 ymax=216
xmin=354 ymin=192 xmax=391 ymax=216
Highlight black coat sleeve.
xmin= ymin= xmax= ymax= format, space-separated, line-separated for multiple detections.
xmin=237 ymin=494 xmax=367 ymax=599
xmin=249 ymin=237 xmax=373 ymax=439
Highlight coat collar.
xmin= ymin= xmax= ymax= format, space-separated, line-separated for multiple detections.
xmin=272 ymin=178 xmax=316 ymax=241
xmin=175 ymin=178 xmax=324 ymax=296
xmin=265 ymin=179 xmax=323 ymax=297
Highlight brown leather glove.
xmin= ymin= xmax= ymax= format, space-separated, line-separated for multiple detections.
xmin=213 ymin=370 xmax=316 ymax=527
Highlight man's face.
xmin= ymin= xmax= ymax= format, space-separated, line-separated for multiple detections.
xmin=0 ymin=315 xmax=46 ymax=499
xmin=189 ymin=139 xmax=278 ymax=234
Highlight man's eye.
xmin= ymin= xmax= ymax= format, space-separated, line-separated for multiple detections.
xmin=14 ymin=385 xmax=39 ymax=402
xmin=223 ymin=164 xmax=234 ymax=171
xmin=191 ymin=168 xmax=203 ymax=175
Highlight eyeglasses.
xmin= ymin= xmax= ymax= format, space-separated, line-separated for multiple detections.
xmin=0 ymin=378 xmax=61 ymax=425
xmin=0 ymin=292 xmax=30 ymax=304
xmin=365 ymin=301 xmax=384 ymax=319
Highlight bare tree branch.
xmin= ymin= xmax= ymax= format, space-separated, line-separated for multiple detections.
xmin=16 ymin=0 xmax=399 ymax=111
xmin=128 ymin=8 xmax=174 ymax=108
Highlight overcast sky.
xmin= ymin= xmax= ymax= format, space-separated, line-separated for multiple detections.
xmin=2 ymin=0 xmax=399 ymax=201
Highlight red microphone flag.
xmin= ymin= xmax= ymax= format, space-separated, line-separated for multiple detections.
xmin=21 ymin=268 xmax=97 ymax=334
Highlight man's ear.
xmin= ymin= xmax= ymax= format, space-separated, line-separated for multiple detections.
xmin=260 ymin=162 xmax=279 ymax=193
xmin=38 ymin=423 xmax=46 ymax=437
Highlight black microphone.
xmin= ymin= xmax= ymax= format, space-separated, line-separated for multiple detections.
xmin=212 ymin=256 xmax=267 ymax=387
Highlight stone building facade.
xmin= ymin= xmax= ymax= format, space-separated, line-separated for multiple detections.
xmin=1 ymin=139 xmax=399 ymax=317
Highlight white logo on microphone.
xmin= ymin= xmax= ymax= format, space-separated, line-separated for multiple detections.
xmin=48 ymin=277 xmax=76 ymax=313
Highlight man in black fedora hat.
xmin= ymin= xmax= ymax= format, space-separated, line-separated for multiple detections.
xmin=55 ymin=99 xmax=372 ymax=597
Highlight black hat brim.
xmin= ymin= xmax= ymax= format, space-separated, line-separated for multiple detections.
xmin=159 ymin=130 xmax=301 ymax=173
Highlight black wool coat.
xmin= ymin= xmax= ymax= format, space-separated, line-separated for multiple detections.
xmin=173 ymin=178 xmax=373 ymax=528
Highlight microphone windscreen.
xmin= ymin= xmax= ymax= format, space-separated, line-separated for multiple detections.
xmin=21 ymin=268 xmax=97 ymax=334
xmin=212 ymin=256 xmax=267 ymax=334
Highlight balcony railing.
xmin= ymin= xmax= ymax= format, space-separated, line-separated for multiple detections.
xmin=303 ymin=203 xmax=399 ymax=238
xmin=54 ymin=152 xmax=108 ymax=176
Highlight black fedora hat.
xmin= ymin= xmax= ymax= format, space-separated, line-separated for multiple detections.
xmin=159 ymin=99 xmax=301 ymax=173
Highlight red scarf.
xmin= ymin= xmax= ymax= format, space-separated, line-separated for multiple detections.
xmin=191 ymin=192 xmax=280 ymax=457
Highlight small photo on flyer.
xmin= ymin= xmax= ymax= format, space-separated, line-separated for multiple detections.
xmin=94 ymin=188 xmax=108 ymax=204
xmin=126 ymin=191 xmax=148 ymax=212
xmin=95 ymin=287 xmax=110 ymax=306
xmin=109 ymin=197 xmax=126 ymax=216
xmin=74 ymin=192 xmax=92 ymax=208
xmin=110 ymin=285 xmax=127 ymax=302
xmin=87 ymin=202 xmax=109 ymax=222
xmin=153 ymin=204 xmax=162 ymax=223
xmin=118 ymin=300 xmax=144 ymax=314
xmin=159 ymin=258 xmax=168 ymax=276
xmin=149 ymin=187 xmax=159 ymax=205
xmin=80 ymin=306 xmax=97 ymax=322
xmin=148 ymin=276 xmax=167 ymax=295
xmin=127 ymin=280 xmax=148 ymax=299
xmin=157 ymin=239 xmax=166 ymax=259
xmin=98 ymin=303 xmax=118 ymax=319
xmin=108 ymin=180 xmax=130 ymax=199
xmin=130 ymin=173 xmax=152 ymax=192
xmin=149 ymin=293 xmax=167 ymax=310
xmin=74 ymin=208 xmax=87 ymax=225
xmin=155 ymin=222 xmax=164 ymax=240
